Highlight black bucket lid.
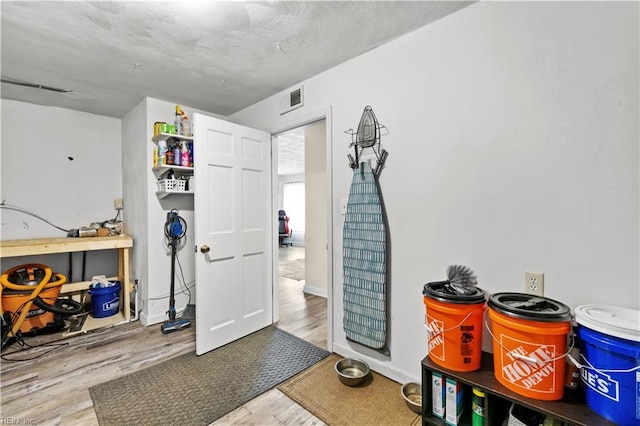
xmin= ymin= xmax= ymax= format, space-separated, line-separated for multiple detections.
xmin=7 ymin=266 xmax=60 ymax=286
xmin=423 ymin=282 xmax=486 ymax=304
xmin=488 ymin=292 xmax=572 ymax=322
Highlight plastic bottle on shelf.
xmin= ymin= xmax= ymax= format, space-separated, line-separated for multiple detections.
xmin=173 ymin=146 xmax=182 ymax=166
xmin=153 ymin=147 xmax=159 ymax=167
xmin=471 ymin=387 xmax=485 ymax=426
xmin=174 ymin=105 xmax=183 ymax=136
xmin=181 ymin=112 xmax=191 ymax=136
xmin=181 ymin=141 xmax=190 ymax=167
xmin=158 ymin=140 xmax=167 ymax=165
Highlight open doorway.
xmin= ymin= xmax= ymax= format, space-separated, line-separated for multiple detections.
xmin=275 ymin=120 xmax=327 ymax=349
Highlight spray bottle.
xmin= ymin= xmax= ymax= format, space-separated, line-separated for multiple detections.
xmin=181 ymin=141 xmax=190 ymax=167
xmin=174 ymin=105 xmax=183 ymax=136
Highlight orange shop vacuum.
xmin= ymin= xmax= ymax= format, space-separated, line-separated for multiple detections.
xmin=1 ymin=263 xmax=82 ymax=350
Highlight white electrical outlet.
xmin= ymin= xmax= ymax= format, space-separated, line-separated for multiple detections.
xmin=525 ymin=272 xmax=544 ymax=296
xmin=114 ymin=198 xmax=124 ymax=210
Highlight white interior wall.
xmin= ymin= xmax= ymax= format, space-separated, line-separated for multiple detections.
xmin=276 ymin=174 xmax=289 ymax=213
xmin=230 ymin=1 xmax=639 ymax=382
xmin=1 ymin=99 xmax=121 ymax=278
xmin=305 ymin=121 xmax=328 ymax=296
xmin=121 ymin=98 xmax=148 ymax=318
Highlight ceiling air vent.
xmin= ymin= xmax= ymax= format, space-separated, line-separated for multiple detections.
xmin=279 ymin=85 xmax=304 ymax=115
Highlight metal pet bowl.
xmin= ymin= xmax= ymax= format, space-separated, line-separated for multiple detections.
xmin=401 ymin=382 xmax=422 ymax=413
xmin=335 ymin=357 xmax=369 ymax=386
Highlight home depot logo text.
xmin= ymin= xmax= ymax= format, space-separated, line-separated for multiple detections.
xmin=427 ymin=318 xmax=444 ymax=359
xmin=502 ymin=344 xmax=556 ymax=391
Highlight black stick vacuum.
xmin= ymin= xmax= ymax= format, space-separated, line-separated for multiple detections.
xmin=161 ymin=209 xmax=191 ymax=334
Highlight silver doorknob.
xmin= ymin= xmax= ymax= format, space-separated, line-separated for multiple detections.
xmin=200 ymin=245 xmax=210 ymax=253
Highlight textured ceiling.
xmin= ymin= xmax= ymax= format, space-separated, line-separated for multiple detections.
xmin=1 ymin=1 xmax=473 ymax=118
xmin=277 ymin=127 xmax=306 ymax=175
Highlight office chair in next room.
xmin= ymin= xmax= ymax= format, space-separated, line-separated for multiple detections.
xmin=278 ymin=210 xmax=292 ymax=247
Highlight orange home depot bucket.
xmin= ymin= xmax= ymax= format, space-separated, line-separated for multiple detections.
xmin=423 ymin=282 xmax=486 ymax=372
xmin=487 ymin=293 xmax=572 ymax=401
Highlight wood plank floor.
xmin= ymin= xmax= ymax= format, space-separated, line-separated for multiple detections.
xmin=0 ymin=246 xmax=329 ymax=425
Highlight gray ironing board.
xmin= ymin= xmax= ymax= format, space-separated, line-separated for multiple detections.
xmin=342 ymin=162 xmax=387 ymax=351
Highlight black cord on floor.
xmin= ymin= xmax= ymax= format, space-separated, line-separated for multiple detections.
xmin=1 ymin=339 xmax=69 ymax=362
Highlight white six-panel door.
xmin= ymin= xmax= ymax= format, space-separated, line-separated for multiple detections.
xmin=193 ymin=113 xmax=272 ymax=355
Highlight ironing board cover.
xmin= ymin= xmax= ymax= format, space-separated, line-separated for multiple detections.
xmin=342 ymin=162 xmax=387 ymax=350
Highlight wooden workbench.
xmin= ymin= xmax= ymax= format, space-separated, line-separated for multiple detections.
xmin=0 ymin=235 xmax=134 ymax=334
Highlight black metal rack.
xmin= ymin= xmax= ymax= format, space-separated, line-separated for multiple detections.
xmin=345 ymin=106 xmax=389 ymax=177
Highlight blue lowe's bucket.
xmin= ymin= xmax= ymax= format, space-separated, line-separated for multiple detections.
xmin=89 ymin=281 xmax=121 ymax=318
xmin=575 ymin=305 xmax=640 ymax=426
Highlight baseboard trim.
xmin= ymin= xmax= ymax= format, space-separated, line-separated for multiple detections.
xmin=303 ymin=285 xmax=327 ymax=298
xmin=332 ymin=342 xmax=418 ymax=384
xmin=140 ymin=311 xmax=170 ymax=326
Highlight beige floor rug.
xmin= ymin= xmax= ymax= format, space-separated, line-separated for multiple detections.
xmin=279 ymin=353 xmax=421 ymax=426
xmin=279 ymin=258 xmax=305 ymax=281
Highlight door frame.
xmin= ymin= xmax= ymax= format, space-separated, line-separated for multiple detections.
xmin=270 ymin=106 xmax=333 ymax=352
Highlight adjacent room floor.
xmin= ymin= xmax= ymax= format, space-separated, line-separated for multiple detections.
xmin=277 ymin=246 xmax=326 ymax=349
